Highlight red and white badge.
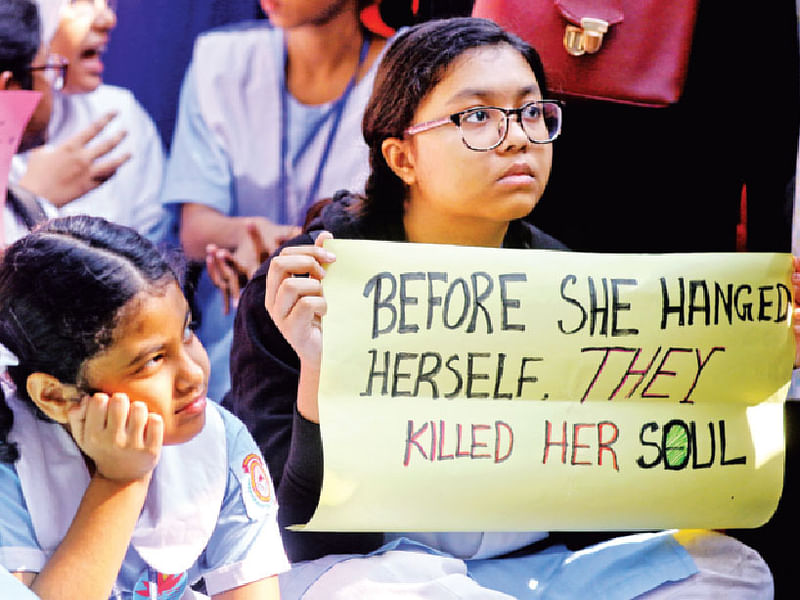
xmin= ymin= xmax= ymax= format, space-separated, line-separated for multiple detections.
xmin=240 ymin=452 xmax=274 ymax=518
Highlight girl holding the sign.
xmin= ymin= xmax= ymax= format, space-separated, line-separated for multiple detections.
xmin=0 ymin=216 xmax=288 ymax=599
xmin=227 ymin=17 xmax=784 ymax=599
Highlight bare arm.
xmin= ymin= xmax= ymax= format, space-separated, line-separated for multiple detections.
xmin=26 ymin=475 xmax=151 ymax=600
xmin=213 ymin=575 xmax=280 ymax=600
xmin=180 ymin=203 xmax=300 ymax=262
xmin=20 ymin=394 xmax=162 ymax=600
xmin=181 ymin=203 xmax=250 ymax=261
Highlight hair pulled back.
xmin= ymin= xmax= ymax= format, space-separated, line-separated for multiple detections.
xmin=359 ymin=17 xmax=548 ymax=232
xmin=0 ymin=216 xmax=181 ymax=462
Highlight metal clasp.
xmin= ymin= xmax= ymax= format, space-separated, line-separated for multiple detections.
xmin=563 ymin=17 xmax=609 ymax=56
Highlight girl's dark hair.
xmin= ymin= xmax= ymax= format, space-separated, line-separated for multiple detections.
xmin=0 ymin=0 xmax=41 ymax=90
xmin=0 ymin=216 xmax=181 ymax=462
xmin=358 ymin=17 xmax=548 ymax=234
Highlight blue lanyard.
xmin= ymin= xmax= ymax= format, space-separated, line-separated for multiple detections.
xmin=278 ymin=38 xmax=369 ymax=224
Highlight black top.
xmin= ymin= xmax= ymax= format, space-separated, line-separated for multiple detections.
xmin=223 ymin=191 xmax=567 ymax=562
xmin=531 ymin=0 xmax=800 ymax=254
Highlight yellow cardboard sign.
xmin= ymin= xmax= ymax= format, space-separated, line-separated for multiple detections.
xmin=301 ymin=240 xmax=793 ymax=532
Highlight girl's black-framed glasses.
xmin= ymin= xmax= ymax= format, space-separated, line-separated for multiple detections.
xmin=405 ymin=100 xmax=563 ymax=151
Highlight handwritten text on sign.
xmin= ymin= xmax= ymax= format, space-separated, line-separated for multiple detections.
xmin=302 ymin=241 xmax=793 ymax=532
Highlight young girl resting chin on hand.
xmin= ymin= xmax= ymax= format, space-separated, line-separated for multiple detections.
xmin=0 ymin=216 xmax=288 ymax=599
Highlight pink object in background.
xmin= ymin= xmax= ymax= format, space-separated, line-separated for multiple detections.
xmin=0 ymin=90 xmax=42 ymax=248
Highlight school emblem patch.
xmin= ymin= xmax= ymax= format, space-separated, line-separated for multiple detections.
xmin=133 ymin=570 xmax=188 ymax=600
xmin=241 ymin=452 xmax=273 ymax=517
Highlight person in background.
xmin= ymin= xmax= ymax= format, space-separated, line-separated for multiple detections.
xmin=12 ymin=0 xmax=167 ymax=242
xmin=103 ymin=0 xmax=266 ymax=151
xmin=161 ymin=0 xmax=389 ymax=402
xmin=1 ymin=0 xmax=57 ymax=247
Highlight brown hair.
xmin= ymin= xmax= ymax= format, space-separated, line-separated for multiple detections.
xmin=358 ymin=17 xmax=549 ymax=236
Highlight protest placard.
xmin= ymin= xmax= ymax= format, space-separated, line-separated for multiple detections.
xmin=0 ymin=90 xmax=42 ymax=247
xmin=299 ymin=240 xmax=793 ymax=532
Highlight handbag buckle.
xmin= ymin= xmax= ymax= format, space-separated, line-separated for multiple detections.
xmin=563 ymin=17 xmax=609 ymax=56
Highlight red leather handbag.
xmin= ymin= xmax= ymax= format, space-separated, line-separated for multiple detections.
xmin=472 ymin=0 xmax=700 ymax=107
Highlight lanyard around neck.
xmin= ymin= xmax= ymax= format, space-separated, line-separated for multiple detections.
xmin=279 ymin=37 xmax=370 ymax=224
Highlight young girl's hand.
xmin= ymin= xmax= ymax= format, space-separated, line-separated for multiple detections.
xmin=67 ymin=393 xmax=164 ymax=483
xmin=264 ymin=232 xmax=335 ymax=368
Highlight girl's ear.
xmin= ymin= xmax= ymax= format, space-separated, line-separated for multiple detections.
xmin=381 ymin=137 xmax=417 ymax=186
xmin=26 ymin=373 xmax=81 ymax=424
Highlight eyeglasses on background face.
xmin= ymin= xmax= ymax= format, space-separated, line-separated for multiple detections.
xmin=26 ymin=54 xmax=69 ymax=92
xmin=405 ymin=100 xmax=563 ymax=151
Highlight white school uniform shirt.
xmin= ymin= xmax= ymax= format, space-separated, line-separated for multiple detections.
xmin=0 ymin=387 xmax=289 ymax=599
xmin=161 ymin=21 xmax=377 ymax=230
xmin=161 ymin=22 xmax=388 ymax=401
xmin=11 ymin=84 xmax=167 ymax=242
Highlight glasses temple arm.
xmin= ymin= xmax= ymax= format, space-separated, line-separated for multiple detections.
xmin=405 ymin=116 xmax=454 ymax=137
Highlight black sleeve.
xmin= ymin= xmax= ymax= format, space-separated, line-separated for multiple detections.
xmin=277 ymin=407 xmax=383 ymax=562
xmin=223 ymin=235 xmax=382 ymax=562
xmin=222 ymin=250 xmax=304 ymax=487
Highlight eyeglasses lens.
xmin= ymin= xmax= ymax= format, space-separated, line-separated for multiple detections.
xmin=460 ymin=103 xmax=561 ymax=150
xmin=459 ymin=108 xmax=503 ymax=151
xmin=523 ymin=103 xmax=561 ymax=142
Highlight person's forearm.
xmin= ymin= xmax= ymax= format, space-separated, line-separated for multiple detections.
xmin=296 ymin=365 xmax=322 ymax=424
xmin=180 ymin=203 xmax=254 ymax=261
xmin=30 ymin=474 xmax=150 ymax=600
xmin=213 ymin=575 xmax=280 ymax=600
